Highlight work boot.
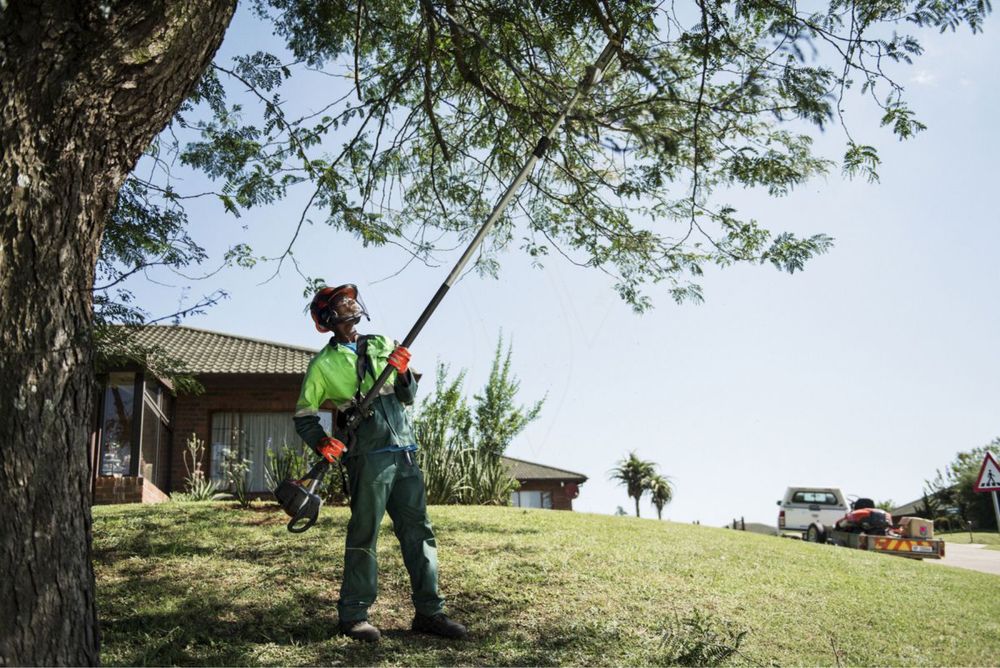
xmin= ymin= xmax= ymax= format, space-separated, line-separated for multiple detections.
xmin=338 ymin=619 xmax=381 ymax=642
xmin=412 ymin=612 xmax=468 ymax=639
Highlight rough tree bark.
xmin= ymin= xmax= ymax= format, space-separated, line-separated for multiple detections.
xmin=0 ymin=2 xmax=235 ymax=664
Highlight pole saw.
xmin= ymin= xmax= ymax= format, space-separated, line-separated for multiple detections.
xmin=275 ymin=36 xmax=620 ymax=533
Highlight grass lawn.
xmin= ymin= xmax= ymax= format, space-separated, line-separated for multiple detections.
xmin=939 ymin=530 xmax=1000 ymax=550
xmin=93 ymin=503 xmax=1000 ymax=666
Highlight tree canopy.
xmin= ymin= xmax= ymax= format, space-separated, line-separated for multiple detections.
xmin=97 ymin=0 xmax=993 ymax=332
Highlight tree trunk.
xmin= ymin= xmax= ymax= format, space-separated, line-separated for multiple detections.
xmin=634 ymin=495 xmax=640 ymax=518
xmin=0 ymin=2 xmax=235 ymax=664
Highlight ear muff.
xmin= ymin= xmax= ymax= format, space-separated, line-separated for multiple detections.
xmin=310 ymin=287 xmax=338 ymax=332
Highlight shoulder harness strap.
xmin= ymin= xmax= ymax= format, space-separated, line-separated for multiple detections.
xmin=354 ymin=335 xmax=374 ymax=404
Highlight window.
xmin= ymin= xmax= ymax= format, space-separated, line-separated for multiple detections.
xmin=211 ymin=412 xmax=332 ymax=492
xmin=98 ymin=372 xmax=139 ymax=475
xmin=791 ymin=492 xmax=840 ymax=505
xmin=139 ymin=380 xmax=173 ymax=491
xmin=511 ymin=490 xmax=553 ymax=509
xmin=98 ymin=372 xmax=174 ymax=487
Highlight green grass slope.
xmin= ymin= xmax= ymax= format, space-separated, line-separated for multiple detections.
xmin=93 ymin=503 xmax=1000 ymax=666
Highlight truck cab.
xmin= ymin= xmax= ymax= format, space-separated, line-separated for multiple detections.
xmin=777 ymin=487 xmax=848 ymax=533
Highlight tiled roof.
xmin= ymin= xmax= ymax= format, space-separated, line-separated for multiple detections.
xmin=128 ymin=325 xmax=318 ymax=375
xmin=500 ymin=455 xmax=587 ymax=482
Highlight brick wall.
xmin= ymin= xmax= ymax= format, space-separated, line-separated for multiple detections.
xmin=170 ymin=373 xmax=307 ymax=493
xmin=93 ymin=476 xmax=170 ymax=505
xmin=517 ymin=480 xmax=581 ymax=511
xmin=93 ymin=476 xmax=144 ymax=504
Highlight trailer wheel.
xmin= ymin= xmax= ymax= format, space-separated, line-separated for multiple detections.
xmin=806 ymin=523 xmax=827 ymax=544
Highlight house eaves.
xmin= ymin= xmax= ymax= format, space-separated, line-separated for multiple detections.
xmin=501 ymin=455 xmax=587 ymax=483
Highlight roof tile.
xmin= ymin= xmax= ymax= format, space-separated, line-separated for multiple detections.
xmin=129 ymin=325 xmax=317 ymax=375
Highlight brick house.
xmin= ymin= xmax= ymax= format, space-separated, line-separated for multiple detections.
xmin=90 ymin=325 xmax=586 ymax=509
xmin=90 ymin=326 xmax=317 ymax=504
xmin=501 ymin=456 xmax=586 ymax=511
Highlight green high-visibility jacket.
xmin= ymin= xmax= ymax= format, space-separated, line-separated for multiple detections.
xmin=293 ymin=335 xmax=418 ymax=457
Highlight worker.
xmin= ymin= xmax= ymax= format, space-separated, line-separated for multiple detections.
xmin=293 ymin=284 xmax=467 ymax=643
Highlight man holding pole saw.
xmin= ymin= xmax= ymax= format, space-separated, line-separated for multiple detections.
xmin=287 ymin=24 xmax=620 ymax=645
xmin=292 ymin=283 xmax=467 ymax=642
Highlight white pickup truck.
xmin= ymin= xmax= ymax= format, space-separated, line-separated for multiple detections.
xmin=777 ymin=487 xmax=848 ymax=533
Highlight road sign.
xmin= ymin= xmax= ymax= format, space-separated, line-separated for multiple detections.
xmin=974 ymin=452 xmax=1000 ymax=536
xmin=974 ymin=452 xmax=1000 ymax=492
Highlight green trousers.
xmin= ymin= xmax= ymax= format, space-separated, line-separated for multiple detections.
xmin=337 ymin=450 xmax=445 ymax=622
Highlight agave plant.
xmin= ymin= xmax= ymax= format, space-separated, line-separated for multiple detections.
xmin=222 ymin=450 xmax=253 ymax=509
xmin=177 ymin=433 xmax=220 ymax=502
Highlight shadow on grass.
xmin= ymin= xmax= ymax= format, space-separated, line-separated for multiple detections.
xmin=95 ymin=536 xmax=298 ymax=568
xmin=434 ymin=520 xmax=543 ymax=537
xmin=94 ymin=516 xmax=324 ymax=568
xmin=100 ymin=576 xmax=336 ymax=665
xmin=96 ymin=507 xmax=751 ymax=665
xmin=99 ymin=571 xmax=524 ymax=666
xmin=101 ymin=566 xmax=750 ymax=667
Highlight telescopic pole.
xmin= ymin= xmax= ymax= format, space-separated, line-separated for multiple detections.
xmin=344 ymin=38 xmax=620 ymax=430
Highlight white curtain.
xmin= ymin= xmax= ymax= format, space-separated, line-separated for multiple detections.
xmin=210 ymin=412 xmax=238 ymax=484
xmin=210 ymin=412 xmax=333 ymax=492
xmin=242 ymin=414 xmax=300 ymax=491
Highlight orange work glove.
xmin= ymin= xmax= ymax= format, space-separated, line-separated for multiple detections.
xmin=387 ymin=345 xmax=411 ymax=375
xmin=316 ymin=436 xmax=347 ymax=463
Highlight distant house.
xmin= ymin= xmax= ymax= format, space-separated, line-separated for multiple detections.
xmin=501 ymin=456 xmax=586 ymax=511
xmin=90 ymin=325 xmax=586 ymax=509
xmin=890 ymin=497 xmax=927 ymax=518
xmin=891 ymin=489 xmax=959 ymax=519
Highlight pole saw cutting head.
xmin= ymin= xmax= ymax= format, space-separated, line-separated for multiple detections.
xmin=274 ymin=460 xmax=330 ymax=533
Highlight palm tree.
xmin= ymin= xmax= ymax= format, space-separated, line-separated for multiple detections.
xmin=648 ymin=474 xmax=674 ymax=520
xmin=609 ymin=452 xmax=657 ymax=518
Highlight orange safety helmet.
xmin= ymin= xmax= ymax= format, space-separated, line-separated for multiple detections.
xmin=309 ymin=284 xmax=369 ymax=333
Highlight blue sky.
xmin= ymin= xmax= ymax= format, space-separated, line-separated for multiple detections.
xmin=131 ymin=9 xmax=999 ymax=525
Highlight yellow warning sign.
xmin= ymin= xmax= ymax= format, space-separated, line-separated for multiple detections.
xmin=873 ymin=538 xmax=937 ymax=554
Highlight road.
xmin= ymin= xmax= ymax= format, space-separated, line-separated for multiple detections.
xmin=926 ymin=543 xmax=1000 ymax=576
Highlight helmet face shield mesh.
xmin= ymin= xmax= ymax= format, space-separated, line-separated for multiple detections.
xmin=310 ymin=284 xmax=369 ymax=332
xmin=330 ymin=296 xmax=365 ymax=324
